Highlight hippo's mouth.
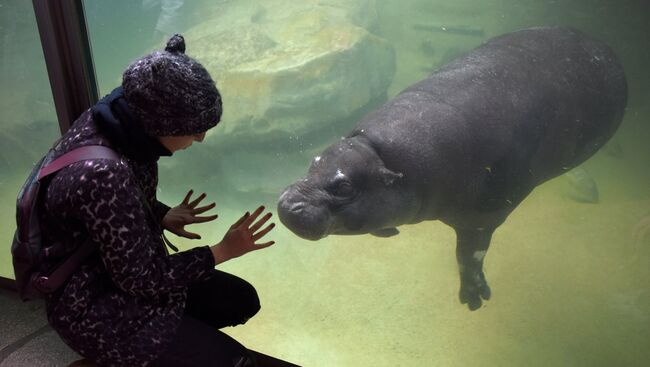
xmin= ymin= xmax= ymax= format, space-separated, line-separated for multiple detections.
xmin=285 ymin=223 xmax=330 ymax=241
xmin=277 ymin=204 xmax=332 ymax=241
xmin=277 ymin=191 xmax=333 ymax=241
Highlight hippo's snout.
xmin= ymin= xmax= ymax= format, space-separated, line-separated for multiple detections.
xmin=285 ymin=202 xmax=306 ymax=213
xmin=277 ymin=186 xmax=331 ymax=241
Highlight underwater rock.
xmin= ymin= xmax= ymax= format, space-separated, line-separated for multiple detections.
xmin=317 ymin=0 xmax=380 ymax=32
xmin=564 ymin=166 xmax=599 ymax=203
xmin=184 ymin=0 xmax=394 ymax=140
xmin=278 ymin=27 xmax=627 ymax=311
xmin=172 ymin=0 xmax=394 ymax=199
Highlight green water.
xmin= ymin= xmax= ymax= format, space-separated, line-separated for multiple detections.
xmin=1 ymin=0 xmax=649 ymax=365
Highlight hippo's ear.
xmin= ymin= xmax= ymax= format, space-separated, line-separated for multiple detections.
xmin=378 ymin=167 xmax=403 ymax=186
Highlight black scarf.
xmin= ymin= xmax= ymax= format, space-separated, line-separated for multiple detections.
xmin=92 ymin=87 xmax=172 ymax=162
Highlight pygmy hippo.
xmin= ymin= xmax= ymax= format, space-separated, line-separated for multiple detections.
xmin=277 ymin=27 xmax=627 ymax=310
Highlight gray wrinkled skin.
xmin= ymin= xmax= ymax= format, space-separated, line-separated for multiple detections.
xmin=278 ymin=27 xmax=627 ymax=310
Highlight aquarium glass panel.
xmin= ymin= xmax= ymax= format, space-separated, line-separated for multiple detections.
xmin=83 ymin=1 xmax=650 ymax=366
xmin=0 ymin=1 xmax=60 ymax=279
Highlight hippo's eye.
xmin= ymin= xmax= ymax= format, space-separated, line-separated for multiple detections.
xmin=330 ymin=180 xmax=356 ymax=198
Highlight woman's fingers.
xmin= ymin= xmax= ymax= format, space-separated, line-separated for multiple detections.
xmin=174 ymin=228 xmax=201 ymax=240
xmin=191 ymin=202 xmax=216 ymax=215
xmin=181 ymin=189 xmax=194 ymax=205
xmin=188 ymin=192 xmax=207 ymax=208
xmin=231 ymin=212 xmax=250 ymax=228
xmin=252 ymin=241 xmax=275 ymax=250
xmin=229 ymin=207 xmax=275 ymax=245
xmin=249 ymin=212 xmax=272 ymax=233
xmin=252 ymin=223 xmax=275 ymax=242
xmin=241 ymin=206 xmax=265 ymax=228
xmin=193 ymin=214 xmax=219 ymax=223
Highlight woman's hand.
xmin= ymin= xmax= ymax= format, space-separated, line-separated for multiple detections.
xmin=162 ymin=190 xmax=219 ymax=239
xmin=211 ymin=206 xmax=276 ymax=265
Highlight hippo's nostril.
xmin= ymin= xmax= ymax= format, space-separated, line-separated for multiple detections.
xmin=289 ymin=203 xmax=306 ymax=213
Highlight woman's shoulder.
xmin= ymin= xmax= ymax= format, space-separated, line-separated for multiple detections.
xmin=48 ymin=110 xmax=134 ymax=178
xmin=43 ymin=149 xmax=135 ymax=223
xmin=48 ymin=153 xmax=132 ymax=198
xmin=52 ymin=109 xmax=115 ymax=157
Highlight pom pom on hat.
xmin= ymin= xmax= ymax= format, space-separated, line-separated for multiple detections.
xmin=122 ymin=34 xmax=222 ymax=136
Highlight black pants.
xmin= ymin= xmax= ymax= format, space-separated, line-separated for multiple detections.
xmin=151 ymin=270 xmax=261 ymax=367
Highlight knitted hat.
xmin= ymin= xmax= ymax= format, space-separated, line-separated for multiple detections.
xmin=122 ymin=34 xmax=222 ymax=136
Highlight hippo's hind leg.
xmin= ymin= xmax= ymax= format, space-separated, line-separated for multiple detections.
xmin=454 ymin=228 xmax=493 ymax=310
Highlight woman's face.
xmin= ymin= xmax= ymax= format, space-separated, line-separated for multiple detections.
xmin=157 ymin=131 xmax=206 ymax=152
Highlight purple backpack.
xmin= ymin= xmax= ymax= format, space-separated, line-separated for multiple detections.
xmin=11 ymin=145 xmax=119 ymax=300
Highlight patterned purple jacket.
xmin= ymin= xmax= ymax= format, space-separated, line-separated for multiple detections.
xmin=40 ymin=110 xmax=215 ymax=366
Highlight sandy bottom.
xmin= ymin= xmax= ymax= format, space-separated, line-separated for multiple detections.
xmin=158 ymin=137 xmax=650 ymax=367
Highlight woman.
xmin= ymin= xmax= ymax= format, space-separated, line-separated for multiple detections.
xmin=40 ymin=34 xmax=274 ymax=366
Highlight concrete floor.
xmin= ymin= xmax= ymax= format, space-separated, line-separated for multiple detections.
xmin=0 ymin=289 xmax=81 ymax=367
xmin=0 ymin=288 xmax=301 ymax=367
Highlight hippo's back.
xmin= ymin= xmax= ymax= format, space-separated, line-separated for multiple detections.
xmin=357 ymin=27 xmax=627 ymax=187
xmin=425 ymin=27 xmax=626 ymax=179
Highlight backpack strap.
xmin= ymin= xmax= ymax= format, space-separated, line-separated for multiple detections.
xmin=39 ymin=145 xmax=120 ymax=180
xmin=32 ymin=145 xmax=120 ymax=295
xmin=34 ymin=240 xmax=97 ymax=294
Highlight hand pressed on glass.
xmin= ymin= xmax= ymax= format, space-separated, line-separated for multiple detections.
xmin=211 ymin=205 xmax=276 ymax=265
xmin=162 ymin=189 xmax=219 ymax=240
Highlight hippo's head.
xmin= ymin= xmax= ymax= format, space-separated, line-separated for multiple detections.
xmin=278 ymin=136 xmax=409 ymax=240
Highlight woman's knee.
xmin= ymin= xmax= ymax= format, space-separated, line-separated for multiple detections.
xmin=238 ymin=279 xmax=260 ymax=322
xmin=187 ymin=270 xmax=261 ymax=325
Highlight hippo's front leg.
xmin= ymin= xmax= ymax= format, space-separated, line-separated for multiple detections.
xmin=454 ymin=228 xmax=493 ymax=310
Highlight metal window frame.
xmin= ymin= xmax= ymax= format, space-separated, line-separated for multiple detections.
xmin=32 ymin=0 xmax=98 ymax=134
xmin=0 ymin=0 xmax=97 ymax=290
